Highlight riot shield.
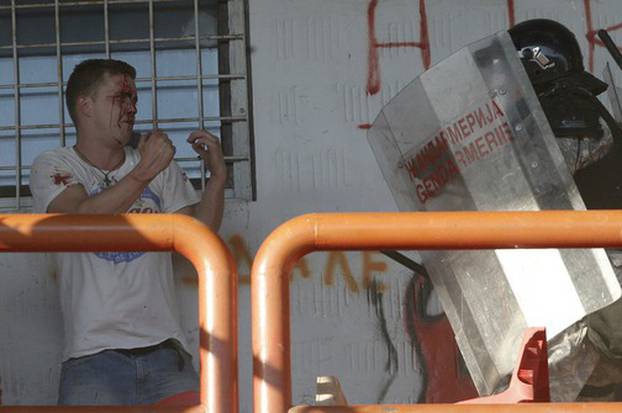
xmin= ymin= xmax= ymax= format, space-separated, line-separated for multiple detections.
xmin=367 ymin=31 xmax=621 ymax=397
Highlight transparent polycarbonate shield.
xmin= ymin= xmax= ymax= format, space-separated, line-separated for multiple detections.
xmin=367 ymin=31 xmax=621 ymax=397
xmin=604 ymin=62 xmax=622 ymax=123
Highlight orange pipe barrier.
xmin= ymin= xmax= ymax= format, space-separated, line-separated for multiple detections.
xmin=0 ymin=214 xmax=237 ymax=413
xmin=251 ymin=211 xmax=622 ymax=413
xmin=288 ymin=404 xmax=622 ymax=412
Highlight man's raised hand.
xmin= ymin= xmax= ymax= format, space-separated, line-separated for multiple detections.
xmin=187 ymin=130 xmax=226 ymax=182
xmin=131 ymin=129 xmax=176 ymax=183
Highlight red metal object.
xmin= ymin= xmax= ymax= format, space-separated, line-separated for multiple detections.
xmin=0 ymin=214 xmax=237 ymax=413
xmin=459 ymin=328 xmax=550 ymax=404
xmin=155 ymin=391 xmax=200 ymax=406
xmin=251 ymin=211 xmax=622 ymax=413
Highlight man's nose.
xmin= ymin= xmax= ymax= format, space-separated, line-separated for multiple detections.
xmin=127 ymin=101 xmax=137 ymax=114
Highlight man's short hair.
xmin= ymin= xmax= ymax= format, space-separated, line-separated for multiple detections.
xmin=65 ymin=59 xmax=136 ymax=125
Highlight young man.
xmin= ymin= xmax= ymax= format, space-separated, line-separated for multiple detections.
xmin=29 ymin=59 xmax=226 ymax=405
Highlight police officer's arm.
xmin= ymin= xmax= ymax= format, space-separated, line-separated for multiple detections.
xmin=176 ymin=130 xmax=226 ymax=232
xmin=47 ymin=132 xmax=174 ymax=214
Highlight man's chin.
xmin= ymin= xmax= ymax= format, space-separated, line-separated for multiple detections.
xmin=118 ymin=129 xmax=142 ymax=148
xmin=111 ymin=134 xmax=130 ymax=148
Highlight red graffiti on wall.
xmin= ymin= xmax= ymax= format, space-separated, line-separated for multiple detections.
xmin=360 ymin=0 xmax=514 ymax=130
xmin=406 ymin=273 xmax=478 ymax=403
xmin=366 ymin=0 xmax=430 ymax=97
xmin=366 ymin=0 xmax=517 ymax=100
xmin=584 ymin=0 xmax=622 ymax=73
xmin=507 ymin=0 xmax=515 ymax=28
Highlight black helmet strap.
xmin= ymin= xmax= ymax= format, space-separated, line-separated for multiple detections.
xmin=569 ymin=86 xmax=622 ymax=145
xmin=537 ymin=76 xmax=622 ymax=144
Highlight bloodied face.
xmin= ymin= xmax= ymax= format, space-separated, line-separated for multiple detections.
xmin=90 ymin=73 xmax=137 ymax=147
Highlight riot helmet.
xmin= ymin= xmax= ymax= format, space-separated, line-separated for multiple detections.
xmin=509 ymin=19 xmax=621 ymax=143
xmin=510 ymin=19 xmax=622 ymax=208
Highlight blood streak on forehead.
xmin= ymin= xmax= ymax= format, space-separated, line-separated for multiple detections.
xmin=116 ymin=74 xmax=136 ymax=96
xmin=112 ymin=74 xmax=137 ymax=116
xmin=108 ymin=74 xmax=137 ymax=129
xmin=120 ymin=75 xmax=136 ymax=94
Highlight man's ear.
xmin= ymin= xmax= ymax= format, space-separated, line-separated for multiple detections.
xmin=76 ymin=95 xmax=93 ymax=119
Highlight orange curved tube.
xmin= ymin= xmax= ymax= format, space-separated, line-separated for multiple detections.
xmin=0 ymin=214 xmax=237 ymax=413
xmin=288 ymin=404 xmax=622 ymax=412
xmin=251 ymin=211 xmax=622 ymax=413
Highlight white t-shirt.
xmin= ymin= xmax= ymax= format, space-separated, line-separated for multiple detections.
xmin=30 ymin=146 xmax=200 ymax=360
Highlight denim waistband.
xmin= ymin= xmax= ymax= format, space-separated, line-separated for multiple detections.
xmin=114 ymin=339 xmax=181 ymax=357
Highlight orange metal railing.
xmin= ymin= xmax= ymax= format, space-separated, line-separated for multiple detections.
xmin=0 ymin=214 xmax=237 ymax=413
xmin=251 ymin=211 xmax=622 ymax=413
xmin=286 ymin=405 xmax=622 ymax=413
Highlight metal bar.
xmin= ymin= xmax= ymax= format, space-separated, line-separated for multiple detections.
xmin=0 ymin=123 xmax=73 ymax=131
xmin=0 ymin=34 xmax=242 ymax=51
xmin=597 ymin=29 xmax=622 ymax=71
xmin=224 ymin=0 xmax=254 ymax=200
xmin=379 ymin=250 xmax=428 ymax=277
xmin=0 ymin=82 xmax=59 ymax=89
xmin=11 ymin=0 xmax=21 ymax=210
xmin=0 ymin=115 xmax=246 ymax=132
xmin=0 ymin=166 xmax=30 ymax=171
xmin=54 ymin=0 xmax=66 ymax=147
xmin=242 ymin=0 xmax=257 ymax=200
xmin=177 ymin=155 xmax=249 ymax=163
xmin=0 ymin=74 xmax=245 ymax=90
xmin=0 ymin=0 xmax=186 ymax=10
xmin=104 ymin=0 xmax=110 ymax=58
xmin=146 ymin=74 xmax=244 ymax=81
xmin=0 ymin=155 xmax=249 ymax=171
xmin=139 ymin=116 xmax=245 ymax=123
xmin=251 ymin=210 xmax=622 ymax=413
xmin=0 ymin=213 xmax=237 ymax=413
xmin=145 ymin=74 xmax=244 ymax=81
xmin=148 ymin=0 xmax=157 ymax=129
xmin=194 ymin=0 xmax=207 ymax=190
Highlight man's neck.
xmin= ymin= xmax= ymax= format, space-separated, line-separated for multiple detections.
xmin=74 ymin=132 xmax=125 ymax=171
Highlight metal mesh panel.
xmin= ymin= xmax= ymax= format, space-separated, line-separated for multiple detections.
xmin=0 ymin=0 xmax=254 ymax=210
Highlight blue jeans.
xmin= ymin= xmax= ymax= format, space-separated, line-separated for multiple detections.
xmin=58 ymin=340 xmax=199 ymax=405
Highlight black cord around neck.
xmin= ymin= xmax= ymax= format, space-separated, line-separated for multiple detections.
xmin=72 ymin=145 xmax=119 ymax=187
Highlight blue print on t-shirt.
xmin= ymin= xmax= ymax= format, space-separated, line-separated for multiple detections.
xmin=140 ymin=187 xmax=162 ymax=210
xmin=94 ymin=251 xmax=145 ymax=264
xmin=93 ymin=187 xmax=162 ymax=264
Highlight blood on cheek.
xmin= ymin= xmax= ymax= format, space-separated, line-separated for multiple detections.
xmin=110 ymin=76 xmax=137 ymax=128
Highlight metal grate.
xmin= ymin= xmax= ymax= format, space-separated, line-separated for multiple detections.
xmin=0 ymin=0 xmax=255 ymax=210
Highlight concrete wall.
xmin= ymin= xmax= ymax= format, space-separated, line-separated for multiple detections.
xmin=2 ymin=0 xmax=622 ymax=411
